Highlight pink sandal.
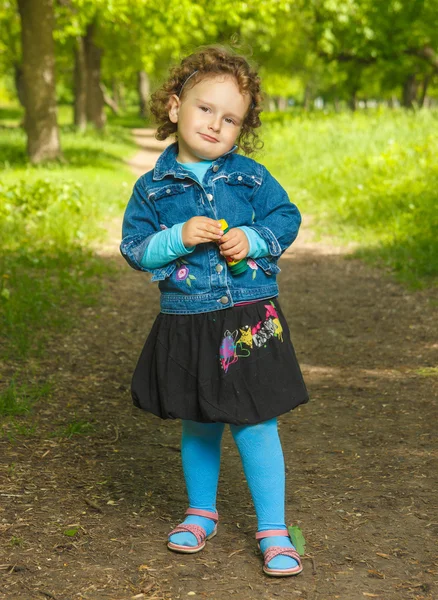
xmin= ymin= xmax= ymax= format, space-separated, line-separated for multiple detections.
xmin=167 ymin=508 xmax=219 ymax=554
xmin=256 ymin=529 xmax=303 ymax=577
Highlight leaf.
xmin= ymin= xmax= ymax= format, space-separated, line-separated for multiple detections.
xmin=1 ymin=288 xmax=10 ymax=300
xmin=252 ymin=270 xmax=256 ymax=279
xmin=63 ymin=527 xmax=79 ymax=537
xmin=188 ymin=274 xmax=196 ymax=280
xmin=288 ymin=525 xmax=306 ymax=556
xmin=186 ymin=278 xmax=191 ymax=287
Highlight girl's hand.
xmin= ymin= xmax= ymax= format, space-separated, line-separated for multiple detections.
xmin=219 ymin=228 xmax=249 ymax=261
xmin=182 ymin=217 xmax=223 ymax=247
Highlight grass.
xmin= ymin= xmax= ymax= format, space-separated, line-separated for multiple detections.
xmin=0 ymin=379 xmax=52 ymax=416
xmin=53 ymin=419 xmax=96 ymax=439
xmin=261 ymin=108 xmax=438 ymax=288
xmin=0 ymin=118 xmax=137 ymax=361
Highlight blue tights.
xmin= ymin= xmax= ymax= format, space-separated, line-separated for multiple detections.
xmin=169 ymin=418 xmax=298 ymax=571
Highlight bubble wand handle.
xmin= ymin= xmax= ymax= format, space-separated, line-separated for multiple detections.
xmin=217 ymin=219 xmax=248 ymax=276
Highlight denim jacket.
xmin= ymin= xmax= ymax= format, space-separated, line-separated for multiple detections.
xmin=120 ymin=142 xmax=301 ymax=314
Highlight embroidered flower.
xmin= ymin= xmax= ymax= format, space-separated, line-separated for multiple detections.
xmin=175 ymin=260 xmax=196 ymax=286
xmin=247 ymin=258 xmax=258 ymax=279
xmin=176 ymin=265 xmax=189 ymax=281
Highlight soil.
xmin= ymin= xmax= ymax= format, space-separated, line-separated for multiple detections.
xmin=1 ymin=130 xmax=437 ymax=600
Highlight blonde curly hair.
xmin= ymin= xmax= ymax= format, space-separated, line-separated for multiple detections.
xmin=150 ymin=45 xmax=264 ymax=155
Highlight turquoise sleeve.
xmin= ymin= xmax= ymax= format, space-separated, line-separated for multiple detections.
xmin=239 ymin=226 xmax=270 ymax=259
xmin=140 ymin=223 xmax=195 ymax=269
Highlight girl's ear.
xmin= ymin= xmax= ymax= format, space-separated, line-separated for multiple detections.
xmin=168 ymin=94 xmax=181 ymax=123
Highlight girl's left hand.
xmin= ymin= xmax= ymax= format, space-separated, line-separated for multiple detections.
xmin=219 ymin=228 xmax=249 ymax=261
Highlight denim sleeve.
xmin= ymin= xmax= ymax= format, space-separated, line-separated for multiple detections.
xmin=120 ymin=178 xmax=190 ymax=281
xmin=247 ymin=165 xmax=301 ymax=258
xmin=238 ymin=226 xmax=270 ymax=259
xmin=140 ymin=223 xmax=195 ymax=269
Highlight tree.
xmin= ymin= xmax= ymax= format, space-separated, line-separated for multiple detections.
xmin=17 ymin=0 xmax=61 ymax=162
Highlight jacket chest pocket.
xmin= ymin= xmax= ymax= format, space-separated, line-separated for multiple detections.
xmin=147 ymin=183 xmax=195 ymax=225
xmin=221 ymin=172 xmax=260 ymax=223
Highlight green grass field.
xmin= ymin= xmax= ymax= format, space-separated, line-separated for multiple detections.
xmin=261 ymin=109 xmax=438 ymax=288
xmin=0 ymin=113 xmax=137 ymax=363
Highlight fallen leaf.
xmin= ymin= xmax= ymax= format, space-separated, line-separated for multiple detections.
xmin=368 ymin=569 xmax=385 ymax=579
xmin=288 ymin=525 xmax=306 ymax=556
xmin=228 ymin=548 xmax=245 ymax=558
xmin=376 ymin=552 xmax=391 ymax=559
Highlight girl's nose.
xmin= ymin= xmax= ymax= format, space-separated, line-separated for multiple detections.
xmin=208 ymin=117 xmax=221 ymax=133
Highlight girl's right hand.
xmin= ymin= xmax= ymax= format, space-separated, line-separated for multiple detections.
xmin=182 ymin=217 xmax=223 ymax=247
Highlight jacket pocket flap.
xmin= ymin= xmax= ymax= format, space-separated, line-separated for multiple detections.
xmin=148 ymin=184 xmax=186 ymax=201
xmin=151 ymin=262 xmax=177 ymax=282
xmin=254 ymin=257 xmax=281 ymax=275
xmin=225 ymin=173 xmax=260 ymax=187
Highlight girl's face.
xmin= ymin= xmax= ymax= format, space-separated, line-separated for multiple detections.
xmin=168 ymin=75 xmax=251 ymax=163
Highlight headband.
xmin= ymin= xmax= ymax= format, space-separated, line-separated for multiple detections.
xmin=177 ymin=70 xmax=199 ymax=97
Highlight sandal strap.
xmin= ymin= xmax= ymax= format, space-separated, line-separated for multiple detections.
xmin=255 ymin=529 xmax=289 ymax=540
xmin=168 ymin=523 xmax=207 ymax=545
xmin=186 ymin=508 xmax=219 ymax=522
xmin=263 ymin=546 xmax=302 ymax=567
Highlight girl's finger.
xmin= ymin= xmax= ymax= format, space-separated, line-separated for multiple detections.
xmin=200 ymin=225 xmax=223 ymax=236
xmin=219 ymin=240 xmax=237 ymax=251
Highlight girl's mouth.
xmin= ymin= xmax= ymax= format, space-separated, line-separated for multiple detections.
xmin=199 ymin=133 xmax=219 ymax=143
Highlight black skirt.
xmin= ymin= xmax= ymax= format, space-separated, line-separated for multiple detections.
xmin=131 ymin=297 xmax=309 ymax=425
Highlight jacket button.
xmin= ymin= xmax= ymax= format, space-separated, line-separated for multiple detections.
xmin=220 ymin=296 xmax=229 ymax=304
xmin=215 ymin=264 xmax=223 ymax=273
xmin=166 ymin=188 xmax=171 ymax=193
xmin=207 ymin=194 xmax=213 ymax=201
xmin=213 ymin=165 xmax=219 ymax=172
xmin=237 ymin=176 xmax=243 ymax=181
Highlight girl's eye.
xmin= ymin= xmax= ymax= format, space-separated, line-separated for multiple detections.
xmin=224 ymin=117 xmax=236 ymax=125
xmin=199 ymin=106 xmax=210 ymax=112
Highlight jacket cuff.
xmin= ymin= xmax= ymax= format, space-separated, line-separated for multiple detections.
xmin=245 ymin=225 xmax=282 ymax=257
xmin=238 ymin=226 xmax=270 ymax=259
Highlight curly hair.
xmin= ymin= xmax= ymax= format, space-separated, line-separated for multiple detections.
xmin=150 ymin=45 xmax=264 ymax=155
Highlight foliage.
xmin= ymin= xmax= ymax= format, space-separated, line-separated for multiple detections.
xmin=0 ymin=124 xmax=135 ymax=360
xmin=2 ymin=0 xmax=438 ymax=107
xmin=261 ymin=108 xmax=438 ymax=288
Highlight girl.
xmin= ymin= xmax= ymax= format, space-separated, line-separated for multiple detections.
xmin=120 ymin=46 xmax=309 ymax=577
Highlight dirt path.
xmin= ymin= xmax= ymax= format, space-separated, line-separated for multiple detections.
xmin=1 ymin=130 xmax=437 ymax=600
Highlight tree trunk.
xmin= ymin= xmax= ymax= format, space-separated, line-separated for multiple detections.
xmin=14 ymin=64 xmax=25 ymax=107
xmin=112 ymin=79 xmax=120 ymax=106
xmin=118 ymin=82 xmax=126 ymax=111
xmin=84 ymin=22 xmax=106 ymax=129
xmin=17 ymin=0 xmax=61 ymax=163
xmin=278 ymin=96 xmax=288 ymax=111
xmin=74 ymin=36 xmax=87 ymax=131
xmin=419 ymin=73 xmax=432 ymax=108
xmin=349 ymin=89 xmax=358 ymax=111
xmin=138 ymin=70 xmax=150 ymax=118
xmin=101 ymin=84 xmax=120 ymax=115
xmin=402 ymin=74 xmax=418 ymax=108
xmin=303 ymin=84 xmax=312 ymax=110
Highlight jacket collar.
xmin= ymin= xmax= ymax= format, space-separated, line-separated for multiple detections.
xmin=153 ymin=142 xmax=238 ymax=181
